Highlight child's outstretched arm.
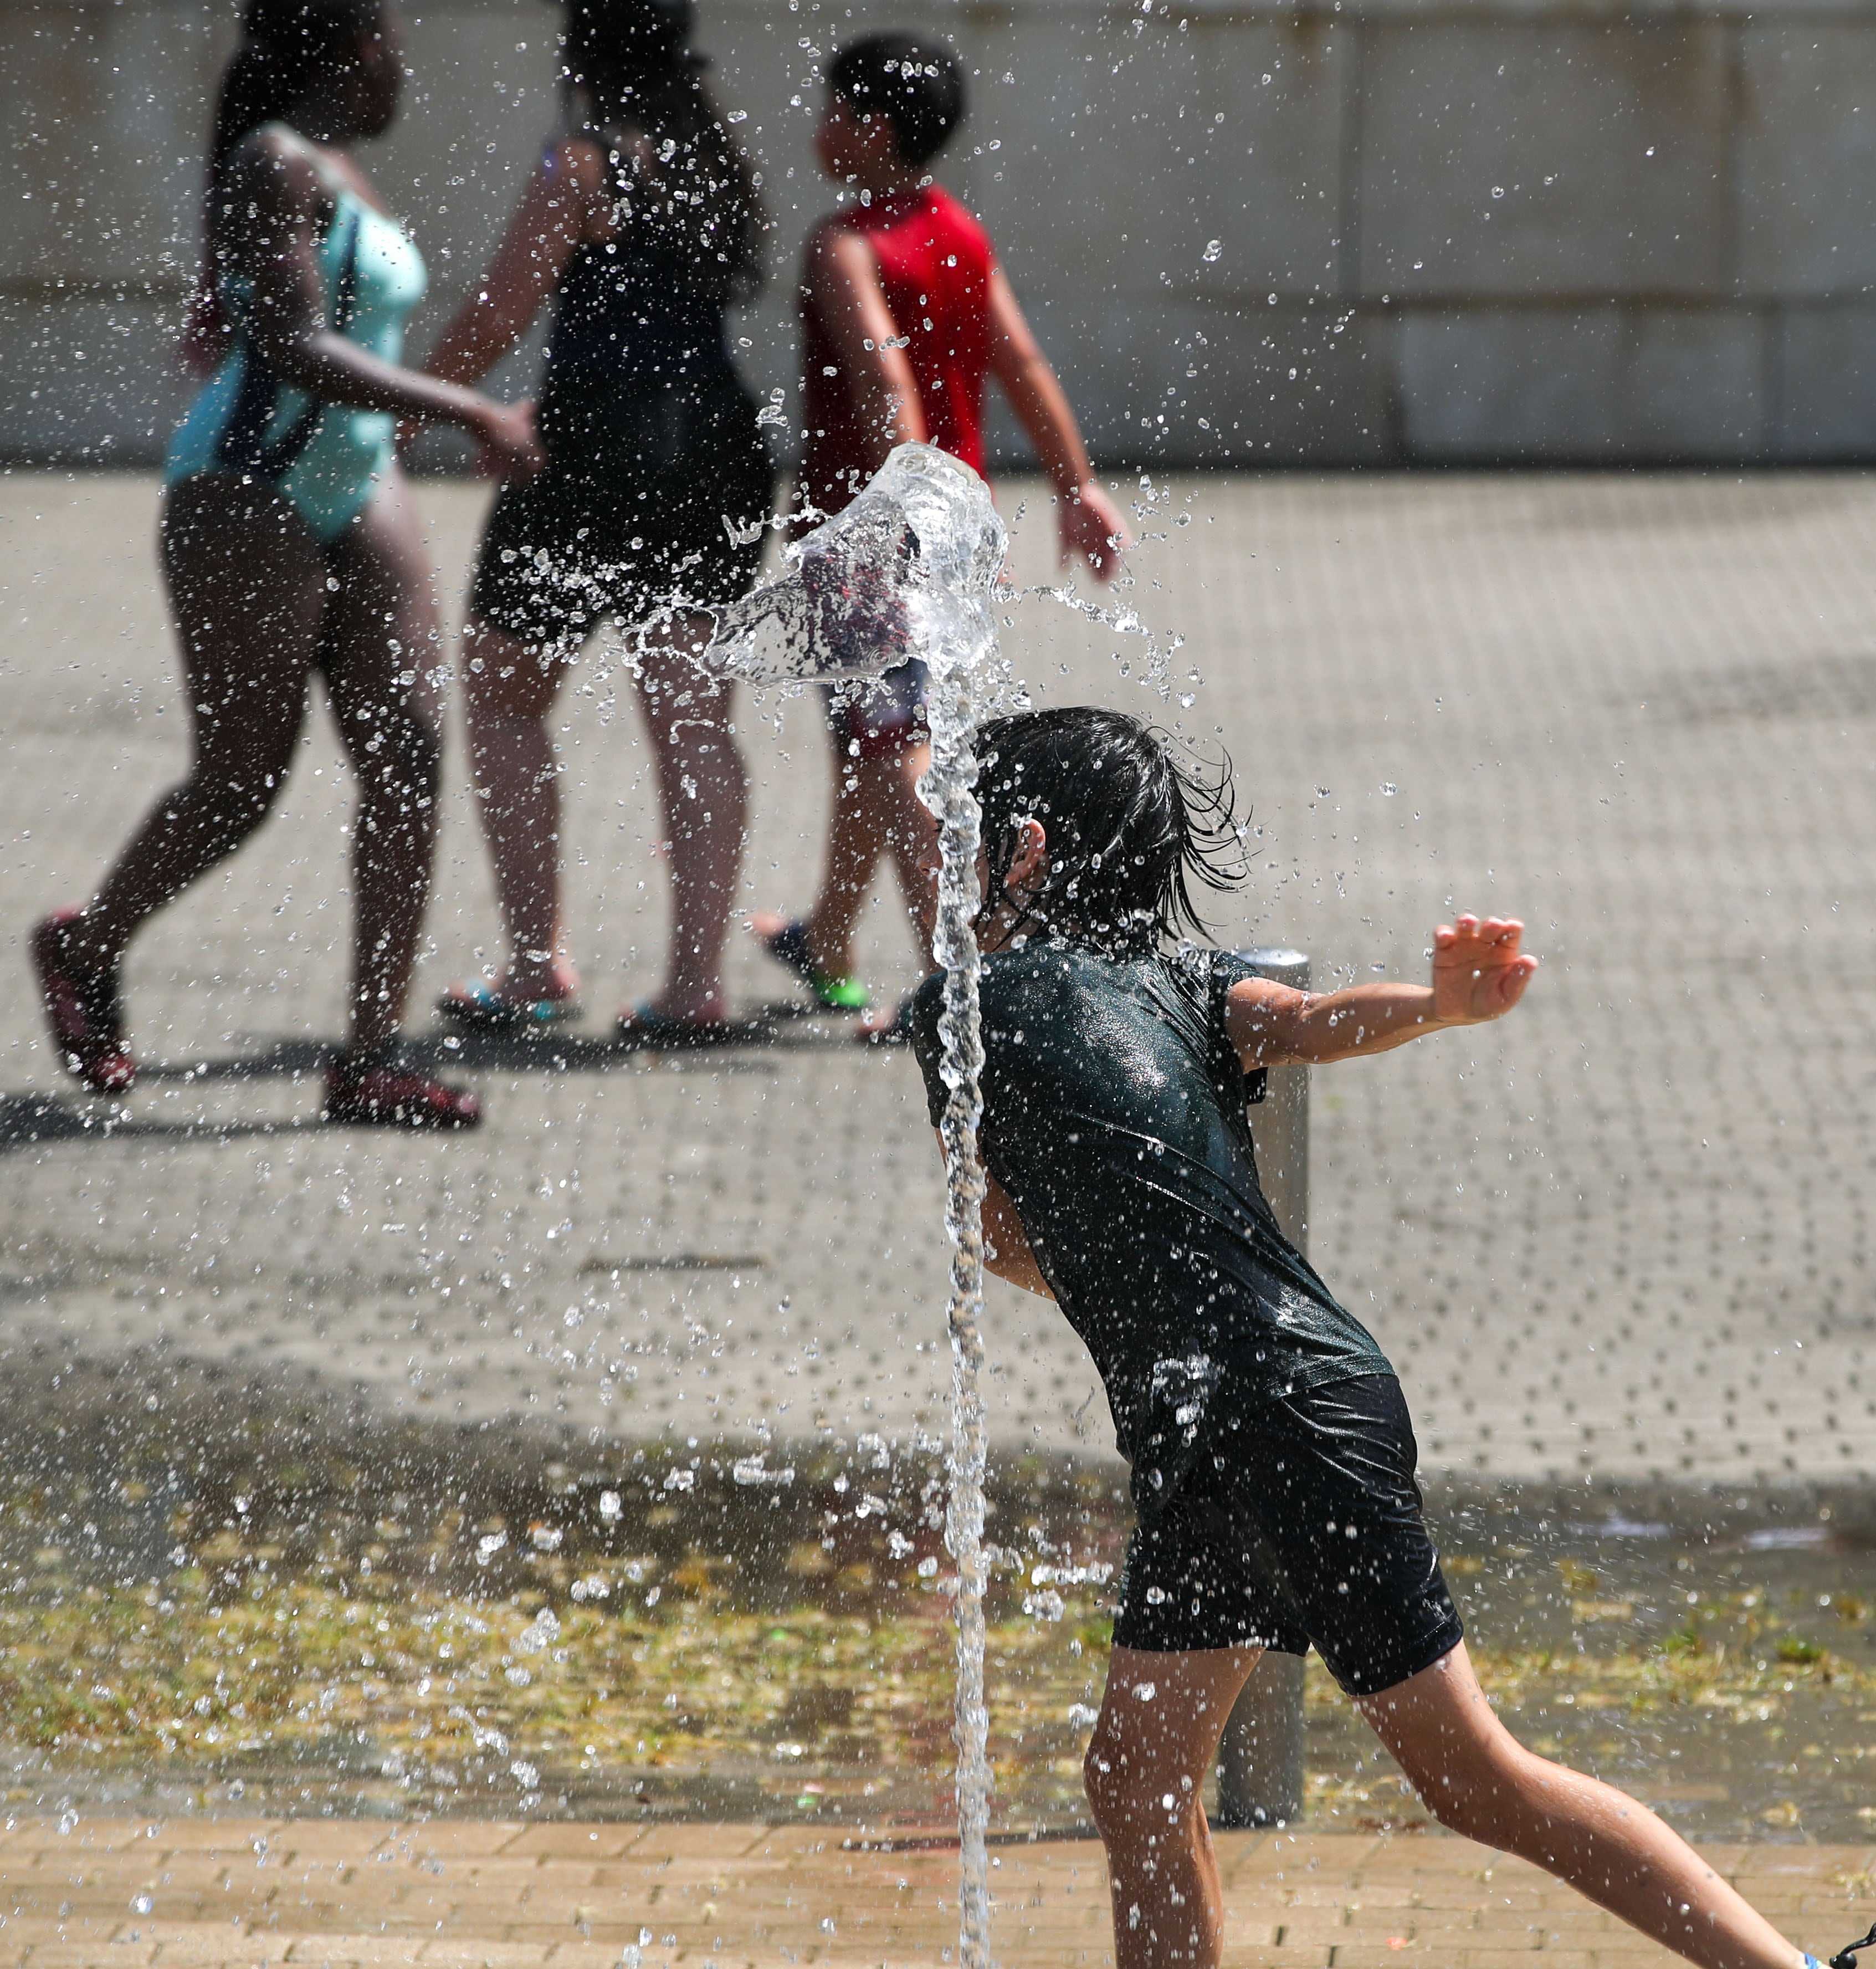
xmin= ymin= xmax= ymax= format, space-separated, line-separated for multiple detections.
xmin=1226 ymin=915 xmax=1538 ymax=1070
xmin=984 ymin=268 xmax=1129 ymax=582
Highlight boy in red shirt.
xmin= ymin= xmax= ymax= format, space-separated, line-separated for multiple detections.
xmin=751 ymin=33 xmax=1128 ymax=1035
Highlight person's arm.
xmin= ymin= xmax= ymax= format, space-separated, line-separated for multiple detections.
xmin=983 ymin=264 xmax=1127 ymax=582
xmin=424 ymin=140 xmax=596 ymax=388
xmin=806 ymin=222 xmax=927 ymax=469
xmin=930 ymin=1129 xmax=1054 ymax=1297
xmin=1226 ymin=915 xmax=1538 ymax=1070
xmin=223 ymin=131 xmax=541 ymax=475
xmin=983 ymin=1169 xmax=1054 ymax=1299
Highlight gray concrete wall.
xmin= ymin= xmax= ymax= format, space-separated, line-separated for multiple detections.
xmin=4 ymin=0 xmax=1874 ymax=468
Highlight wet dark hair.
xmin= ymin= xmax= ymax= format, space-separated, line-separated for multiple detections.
xmin=208 ymin=0 xmax=382 ymax=216
xmin=827 ymin=33 xmax=965 ymax=168
xmin=188 ymin=0 xmax=384 ymax=361
xmin=976 ymin=707 xmax=1247 ymax=955
xmin=563 ymin=0 xmax=766 ymax=306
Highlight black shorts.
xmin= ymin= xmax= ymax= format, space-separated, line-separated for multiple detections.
xmin=820 ymin=657 xmax=929 ymax=761
xmin=1112 ymin=1372 xmax=1462 ymax=1699
xmin=470 ymin=369 xmax=774 ymax=651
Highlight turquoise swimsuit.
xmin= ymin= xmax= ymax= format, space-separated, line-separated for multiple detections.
xmin=165 ymin=128 xmax=427 ymax=544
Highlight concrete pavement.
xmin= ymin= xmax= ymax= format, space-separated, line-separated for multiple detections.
xmin=2 ymin=468 xmax=1874 ymax=1481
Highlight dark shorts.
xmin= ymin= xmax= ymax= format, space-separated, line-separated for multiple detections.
xmin=820 ymin=657 xmax=929 ymax=761
xmin=470 ymin=369 xmax=774 ymax=651
xmin=1112 ymin=1372 xmax=1463 ymax=1699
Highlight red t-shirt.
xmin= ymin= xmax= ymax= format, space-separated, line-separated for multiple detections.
xmin=800 ymin=183 xmax=996 ymax=518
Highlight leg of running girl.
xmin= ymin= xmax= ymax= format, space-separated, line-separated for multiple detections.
xmin=453 ymin=617 xmax=582 ymax=1016
xmin=1086 ymin=1638 xmax=1810 ymax=1969
xmin=617 ymin=611 xmax=747 ymax=1036
xmin=313 ymin=469 xmax=463 ymax=1100
xmin=37 ymin=477 xmax=324 ymax=1091
xmin=1084 ymin=1644 xmax=1259 ymax=1969
xmin=1363 ymin=1640 xmax=1808 ymax=1969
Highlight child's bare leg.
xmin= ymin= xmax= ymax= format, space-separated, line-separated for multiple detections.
xmin=802 ymin=744 xmax=929 ymax=978
xmin=462 ymin=618 xmax=580 ymax=1003
xmin=1084 ymin=1644 xmax=1260 ymax=1969
xmin=881 ymin=737 xmax=938 ymax=959
xmin=1359 ymin=1642 xmax=1805 ymax=1969
xmin=633 ymin=618 xmax=746 ymax=1023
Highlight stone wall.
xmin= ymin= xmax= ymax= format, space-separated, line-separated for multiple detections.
xmin=4 ymin=0 xmax=1875 ymax=467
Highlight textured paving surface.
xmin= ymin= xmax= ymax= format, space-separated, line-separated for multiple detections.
xmin=3 ymin=469 xmax=1875 ymax=1481
xmin=1 ymin=1815 xmax=1869 ymax=1967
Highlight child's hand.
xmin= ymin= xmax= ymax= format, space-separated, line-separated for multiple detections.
xmin=1431 ymin=915 xmax=1538 ymax=1025
xmin=1060 ymin=480 xmax=1129 ymax=584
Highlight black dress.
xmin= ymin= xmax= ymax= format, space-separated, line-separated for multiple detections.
xmin=471 ymin=165 xmax=773 ymax=649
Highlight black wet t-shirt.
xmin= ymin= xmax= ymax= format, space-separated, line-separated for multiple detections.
xmin=911 ymin=940 xmax=1392 ymax=1517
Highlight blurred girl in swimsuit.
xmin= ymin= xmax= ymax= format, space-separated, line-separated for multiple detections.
xmin=424 ymin=0 xmax=772 ymax=1042
xmin=33 ymin=0 xmax=542 ymax=1126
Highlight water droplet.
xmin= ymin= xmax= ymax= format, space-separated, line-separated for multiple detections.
xmin=1202 ymin=239 xmax=1222 ymax=263
xmin=130 ymin=1894 xmax=153 ymax=1916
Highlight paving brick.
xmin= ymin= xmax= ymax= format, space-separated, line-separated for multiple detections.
xmin=22 ymin=1948 xmax=159 ymax=1969
xmin=495 ymin=1826 xmax=645 ymax=1861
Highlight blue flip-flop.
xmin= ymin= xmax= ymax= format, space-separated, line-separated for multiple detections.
xmin=615 ymin=1001 xmax=741 ymax=1050
xmin=437 ymin=979 xmax=583 ymax=1032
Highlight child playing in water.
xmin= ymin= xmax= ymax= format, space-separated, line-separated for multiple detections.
xmin=750 ymin=32 xmax=1128 ymax=1037
xmin=908 ymin=706 xmax=1848 ymax=1969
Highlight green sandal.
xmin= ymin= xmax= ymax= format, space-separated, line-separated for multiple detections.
xmin=761 ymin=918 xmax=870 ymax=1011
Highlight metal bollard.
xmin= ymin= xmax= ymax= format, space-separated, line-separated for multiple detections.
xmin=1213 ymin=948 xmax=1310 ymax=1830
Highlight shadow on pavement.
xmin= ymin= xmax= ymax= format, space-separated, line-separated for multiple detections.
xmin=0 ymin=1003 xmax=895 ymax=1153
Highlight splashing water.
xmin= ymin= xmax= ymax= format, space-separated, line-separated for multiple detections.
xmin=711 ymin=443 xmax=1008 ymax=1969
xmin=708 ymin=442 xmax=1005 ymax=689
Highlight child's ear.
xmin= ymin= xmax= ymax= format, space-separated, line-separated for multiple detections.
xmin=1009 ymin=816 xmax=1048 ymax=884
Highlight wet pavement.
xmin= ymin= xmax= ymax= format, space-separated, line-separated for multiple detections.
xmin=6 ymin=469 xmax=1876 ymax=1848
xmin=2 ymin=1375 xmax=1875 ymax=1844
xmin=4 ymin=467 xmax=1875 ymax=1482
